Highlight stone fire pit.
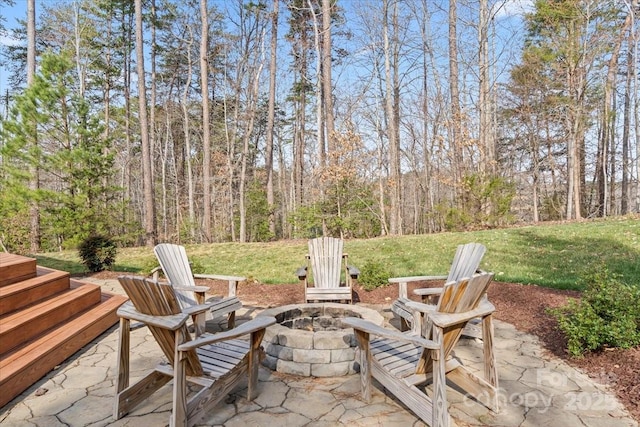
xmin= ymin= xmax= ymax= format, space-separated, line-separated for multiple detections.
xmin=258 ymin=303 xmax=384 ymax=377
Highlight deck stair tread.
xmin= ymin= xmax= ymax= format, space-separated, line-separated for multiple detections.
xmin=0 ymin=254 xmax=37 ymax=286
xmin=0 ymin=268 xmax=70 ymax=315
xmin=0 ymin=253 xmax=127 ymax=408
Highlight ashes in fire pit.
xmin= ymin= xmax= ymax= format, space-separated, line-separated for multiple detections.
xmin=258 ymin=303 xmax=384 ymax=377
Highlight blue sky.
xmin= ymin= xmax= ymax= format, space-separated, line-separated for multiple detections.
xmin=0 ymin=0 xmax=533 ymax=116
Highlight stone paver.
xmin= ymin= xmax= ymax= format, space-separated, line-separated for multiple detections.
xmin=0 ymin=278 xmax=637 ymax=427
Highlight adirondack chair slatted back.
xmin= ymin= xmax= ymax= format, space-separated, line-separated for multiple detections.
xmin=445 ymin=243 xmax=486 ymax=282
xmin=118 ymin=276 xmax=203 ymax=376
xmin=418 ymin=272 xmax=494 ymax=373
xmin=154 ymin=243 xmax=199 ymax=309
xmin=309 ymin=237 xmax=344 ymax=289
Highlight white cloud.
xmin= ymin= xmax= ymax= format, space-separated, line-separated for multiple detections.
xmin=492 ymin=0 xmax=535 ymax=20
xmin=0 ymin=34 xmax=21 ymax=47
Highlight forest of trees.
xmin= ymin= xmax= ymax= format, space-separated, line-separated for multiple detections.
xmin=0 ymin=0 xmax=638 ymax=253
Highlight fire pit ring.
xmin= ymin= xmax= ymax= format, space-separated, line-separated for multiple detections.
xmin=258 ymin=303 xmax=384 ymax=377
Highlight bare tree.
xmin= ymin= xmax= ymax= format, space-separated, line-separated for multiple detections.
xmin=200 ymin=0 xmax=212 ymax=242
xmin=621 ymin=3 xmax=636 ymax=214
xmin=182 ymin=26 xmax=196 ymax=240
xmin=596 ymin=11 xmax=632 ymax=216
xmin=383 ymin=0 xmax=402 ymax=235
xmin=478 ymin=0 xmax=494 ymax=174
xmin=286 ymin=1 xmax=312 ymax=211
xmin=150 ymin=0 xmax=157 ymax=224
xmin=266 ymin=0 xmax=279 ymax=237
xmin=449 ymin=0 xmax=462 ymax=198
xmin=309 ymin=0 xmax=325 ymax=171
xmin=134 ymin=0 xmax=156 ymax=246
xmin=321 ymin=0 xmax=335 ymax=153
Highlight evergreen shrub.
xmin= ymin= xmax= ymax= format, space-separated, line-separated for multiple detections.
xmin=78 ymin=235 xmax=117 ymax=272
xmin=359 ymin=260 xmax=390 ymax=291
xmin=549 ymin=267 xmax=640 ymax=357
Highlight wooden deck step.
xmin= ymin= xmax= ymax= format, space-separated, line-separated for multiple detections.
xmin=0 ymin=267 xmax=70 ymax=316
xmin=0 ymin=292 xmax=128 ymax=408
xmin=0 ymin=253 xmax=128 ymax=409
xmin=1 ymin=283 xmax=103 ymax=356
xmin=0 ymin=253 xmax=37 ymax=286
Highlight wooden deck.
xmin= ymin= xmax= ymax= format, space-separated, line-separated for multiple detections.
xmin=0 ymin=253 xmax=128 ymax=408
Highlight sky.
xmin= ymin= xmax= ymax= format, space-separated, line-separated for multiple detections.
xmin=0 ymin=0 xmax=534 ymax=117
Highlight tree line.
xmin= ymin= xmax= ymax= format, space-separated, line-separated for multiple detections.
xmin=0 ymin=0 xmax=638 ymax=254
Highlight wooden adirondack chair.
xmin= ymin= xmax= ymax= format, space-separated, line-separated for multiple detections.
xmin=296 ymin=237 xmax=359 ymax=304
xmin=343 ymin=272 xmax=499 ymax=427
xmin=390 ymin=242 xmax=486 ymax=333
xmin=154 ymin=243 xmax=243 ymax=335
xmin=114 ymin=276 xmax=276 ymax=427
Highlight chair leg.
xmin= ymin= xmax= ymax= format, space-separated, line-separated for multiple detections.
xmin=115 ymin=318 xmax=130 ymax=394
xmin=227 ymin=311 xmax=236 ymax=330
xmin=171 ymin=350 xmax=188 ymax=427
xmin=115 ymin=371 xmax=171 ymax=420
xmin=353 ymin=330 xmax=372 ymax=402
xmin=431 ymin=326 xmax=449 ymax=427
xmin=483 ymin=314 xmax=499 ymax=411
xmin=399 ymin=317 xmax=410 ymax=332
xmin=247 ymin=329 xmax=266 ymax=400
xmin=193 ymin=313 xmax=206 ymax=337
xmin=114 ymin=318 xmax=130 ymax=420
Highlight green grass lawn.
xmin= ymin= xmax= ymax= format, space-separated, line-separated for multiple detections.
xmin=33 ymin=215 xmax=639 ymax=291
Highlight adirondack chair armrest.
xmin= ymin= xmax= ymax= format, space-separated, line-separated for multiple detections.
xmin=116 ymin=301 xmax=189 ymax=330
xmin=347 ymin=265 xmax=360 ymax=279
xmin=342 ymin=317 xmax=440 ymax=349
xmin=296 ymin=266 xmax=307 ymax=280
xmin=182 ymin=303 xmax=212 ymax=316
xmin=150 ymin=266 xmax=163 ymax=281
xmin=388 ymin=275 xmax=448 ymax=284
xmin=411 ymin=301 xmax=495 ymax=329
xmin=193 ymin=274 xmax=244 ymax=298
xmin=173 ymin=285 xmax=210 ymax=293
xmin=390 ymin=276 xmax=447 ymax=299
xmin=193 ymin=273 xmax=245 ymax=282
xmin=413 ymin=287 xmax=443 ymax=297
xmin=177 ymin=316 xmax=277 ymax=351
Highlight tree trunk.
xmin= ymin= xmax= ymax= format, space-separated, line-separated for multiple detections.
xmin=200 ymin=0 xmax=212 ymax=242
xmin=621 ymin=20 xmax=634 ymax=214
xmin=596 ymin=12 xmax=631 ymax=216
xmin=150 ymin=0 xmax=157 ymax=225
xmin=27 ymin=0 xmax=40 ymax=253
xmin=183 ymin=27 xmax=195 ymax=240
xmin=478 ymin=0 xmax=494 ymax=175
xmin=309 ymin=0 xmax=325 ymax=171
xmin=266 ymin=0 xmax=278 ymax=237
xmin=383 ymin=0 xmax=401 ymax=235
xmin=321 ymin=0 xmax=334 ymax=152
xmin=122 ymin=6 xmax=134 ymax=234
xmin=135 ymin=0 xmax=156 ymax=246
xmin=449 ymin=0 xmax=462 ymax=199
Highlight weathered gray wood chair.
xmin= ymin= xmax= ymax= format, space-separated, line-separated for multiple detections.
xmin=154 ymin=243 xmax=243 ymax=335
xmin=114 ymin=276 xmax=275 ymax=427
xmin=296 ymin=237 xmax=359 ymax=303
xmin=391 ymin=242 xmax=486 ymax=334
xmin=344 ymin=272 xmax=499 ymax=427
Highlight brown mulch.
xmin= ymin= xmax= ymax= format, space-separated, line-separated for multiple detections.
xmin=90 ymin=271 xmax=640 ymax=421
